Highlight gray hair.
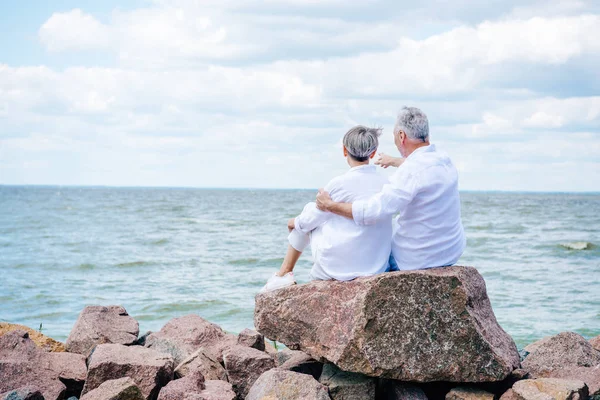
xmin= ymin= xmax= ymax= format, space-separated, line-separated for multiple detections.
xmin=394 ymin=107 xmax=429 ymax=142
xmin=343 ymin=125 xmax=382 ymax=161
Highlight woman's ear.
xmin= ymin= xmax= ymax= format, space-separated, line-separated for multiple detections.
xmin=369 ymin=150 xmax=377 ymax=159
xmin=343 ymin=146 xmax=348 ymax=157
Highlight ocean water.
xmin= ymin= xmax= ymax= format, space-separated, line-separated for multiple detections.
xmin=0 ymin=186 xmax=599 ymax=349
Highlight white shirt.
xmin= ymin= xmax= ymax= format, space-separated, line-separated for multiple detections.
xmin=352 ymin=144 xmax=465 ymax=270
xmin=294 ymin=165 xmax=392 ymax=281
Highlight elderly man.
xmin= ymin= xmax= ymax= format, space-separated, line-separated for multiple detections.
xmin=261 ymin=126 xmax=392 ymax=292
xmin=316 ymin=107 xmax=465 ymax=270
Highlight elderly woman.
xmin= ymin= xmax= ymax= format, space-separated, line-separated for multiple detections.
xmin=261 ymin=125 xmax=393 ymax=292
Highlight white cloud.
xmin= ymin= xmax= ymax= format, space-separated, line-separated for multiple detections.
xmin=524 ymin=112 xmax=565 ymax=128
xmin=39 ymin=9 xmax=112 ymax=52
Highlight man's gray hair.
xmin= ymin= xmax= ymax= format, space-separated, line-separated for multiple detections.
xmin=394 ymin=107 xmax=429 ymax=142
xmin=343 ymin=125 xmax=382 ymax=162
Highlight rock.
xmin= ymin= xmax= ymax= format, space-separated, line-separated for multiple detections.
xmin=0 ymin=330 xmax=86 ymax=400
xmin=522 ymin=332 xmax=600 ymax=395
xmin=196 ymin=380 xmax=236 ymax=400
xmin=377 ymin=380 xmax=428 ymax=400
xmin=499 ymin=388 xmax=519 ymax=400
xmin=445 ymin=386 xmax=495 ymax=400
xmin=80 ymin=377 xmax=145 ymax=400
xmin=82 ymin=343 xmax=174 ymax=400
xmin=0 ymin=387 xmax=44 ymax=400
xmin=246 ymin=369 xmax=330 ymax=400
xmin=223 ymin=345 xmax=276 ymax=399
xmin=174 ymin=348 xmax=227 ymax=381
xmin=255 ymin=266 xmax=520 ymax=382
xmin=66 ymin=305 xmax=140 ymax=356
xmin=237 ymin=328 xmax=265 ymax=351
xmin=590 ymin=335 xmax=600 ymax=352
xmin=275 ymin=348 xmax=298 ymax=366
xmin=279 ymin=349 xmax=323 ymax=380
xmin=144 ymin=314 xmax=228 ymax=365
xmin=0 ymin=323 xmax=65 ymax=352
xmin=319 ymin=363 xmax=375 ymax=400
xmin=157 ymin=371 xmax=205 ymax=400
xmin=264 ymin=341 xmax=278 ymax=358
xmin=511 ymin=378 xmax=588 ymax=400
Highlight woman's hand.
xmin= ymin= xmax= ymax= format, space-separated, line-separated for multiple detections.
xmin=375 ymin=153 xmax=404 ymax=168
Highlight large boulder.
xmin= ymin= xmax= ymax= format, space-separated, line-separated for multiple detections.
xmin=319 ymin=363 xmax=375 ymax=400
xmin=522 ymin=332 xmax=600 ymax=396
xmin=510 ymin=378 xmax=588 ymax=400
xmin=255 ymin=266 xmax=520 ymax=382
xmin=223 ymin=345 xmax=276 ymax=399
xmin=144 ymin=315 xmax=229 ymax=365
xmin=0 ymin=323 xmax=65 ymax=352
xmin=66 ymin=305 xmax=140 ymax=356
xmin=82 ymin=343 xmax=174 ymax=400
xmin=0 ymin=330 xmax=87 ymax=400
xmin=246 ymin=369 xmax=330 ymax=400
xmin=80 ymin=377 xmax=145 ymax=400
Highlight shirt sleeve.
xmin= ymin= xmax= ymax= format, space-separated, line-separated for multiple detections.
xmin=294 ymin=202 xmax=332 ymax=234
xmin=352 ymin=170 xmax=418 ymax=226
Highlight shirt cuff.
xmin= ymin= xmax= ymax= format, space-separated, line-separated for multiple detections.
xmin=352 ymin=200 xmax=365 ymax=226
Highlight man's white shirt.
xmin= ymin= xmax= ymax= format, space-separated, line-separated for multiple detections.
xmin=291 ymin=165 xmax=391 ymax=281
xmin=352 ymin=144 xmax=465 ymax=270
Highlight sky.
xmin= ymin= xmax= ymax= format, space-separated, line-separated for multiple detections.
xmin=1 ymin=0 xmax=599 ymax=191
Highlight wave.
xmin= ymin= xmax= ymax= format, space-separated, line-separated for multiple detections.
xmin=559 ymin=242 xmax=595 ymax=251
xmin=116 ymin=261 xmax=150 ymax=268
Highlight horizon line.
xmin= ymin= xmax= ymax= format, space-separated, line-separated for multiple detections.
xmin=1 ymin=183 xmax=599 ymax=195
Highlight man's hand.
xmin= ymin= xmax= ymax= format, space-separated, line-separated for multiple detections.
xmin=316 ymin=189 xmax=333 ymax=211
xmin=287 ymin=218 xmax=295 ymax=232
xmin=375 ymin=152 xmax=404 ymax=168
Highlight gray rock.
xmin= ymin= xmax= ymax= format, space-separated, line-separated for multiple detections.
xmin=223 ymin=345 xmax=275 ymax=399
xmin=246 ymin=369 xmax=330 ymax=400
xmin=237 ymin=328 xmax=265 ymax=351
xmin=80 ymin=377 xmax=145 ymax=400
xmin=82 ymin=343 xmax=174 ymax=400
xmin=255 ymin=266 xmax=520 ymax=382
xmin=66 ymin=305 xmax=139 ymax=356
xmin=319 ymin=363 xmax=375 ymax=400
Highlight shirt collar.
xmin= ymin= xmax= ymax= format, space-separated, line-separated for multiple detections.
xmin=407 ymin=143 xmax=435 ymax=159
xmin=349 ymin=164 xmax=375 ymax=173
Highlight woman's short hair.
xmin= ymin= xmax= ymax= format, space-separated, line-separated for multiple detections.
xmin=343 ymin=125 xmax=383 ymax=162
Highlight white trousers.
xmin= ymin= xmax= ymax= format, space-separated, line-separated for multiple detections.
xmin=287 ymin=227 xmax=330 ymax=281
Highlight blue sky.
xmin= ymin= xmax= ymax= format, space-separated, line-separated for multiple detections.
xmin=1 ymin=0 xmax=599 ymax=191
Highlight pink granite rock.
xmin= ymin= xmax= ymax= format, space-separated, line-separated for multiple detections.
xmin=82 ymin=343 xmax=174 ymax=400
xmin=80 ymin=377 xmax=145 ymax=400
xmin=144 ymin=315 xmax=227 ymax=365
xmin=0 ymin=330 xmax=86 ymax=399
xmin=66 ymin=305 xmax=139 ymax=356
xmin=278 ymin=349 xmax=323 ymax=380
xmin=445 ymin=386 xmax=495 ymax=400
xmin=223 ymin=345 xmax=276 ymax=398
xmin=499 ymin=388 xmax=519 ymax=400
xmin=237 ymin=328 xmax=265 ymax=351
xmin=590 ymin=335 xmax=600 ymax=352
xmin=255 ymin=266 xmax=520 ymax=382
xmin=174 ymin=348 xmax=227 ymax=381
xmin=157 ymin=371 xmax=205 ymax=400
xmin=522 ymin=332 xmax=600 ymax=396
xmin=246 ymin=369 xmax=330 ymax=400
xmin=511 ymin=378 xmax=588 ymax=400
xmin=196 ymin=380 xmax=236 ymax=400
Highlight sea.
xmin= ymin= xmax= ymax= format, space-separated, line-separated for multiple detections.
xmin=1 ymin=186 xmax=599 ymax=349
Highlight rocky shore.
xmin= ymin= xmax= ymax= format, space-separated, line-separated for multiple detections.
xmin=1 ymin=266 xmax=599 ymax=400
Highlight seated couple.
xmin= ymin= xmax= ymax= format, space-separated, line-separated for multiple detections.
xmin=261 ymin=107 xmax=466 ymax=293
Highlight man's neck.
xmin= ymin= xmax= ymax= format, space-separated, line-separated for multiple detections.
xmin=404 ymin=141 xmax=430 ymax=157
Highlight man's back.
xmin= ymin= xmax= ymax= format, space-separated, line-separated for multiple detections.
xmin=390 ymin=144 xmax=465 ymax=270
